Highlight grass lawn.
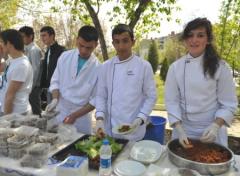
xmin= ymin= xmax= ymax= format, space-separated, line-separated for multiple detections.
xmin=154 ymin=75 xmax=165 ymax=110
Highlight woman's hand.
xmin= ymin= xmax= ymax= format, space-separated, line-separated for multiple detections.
xmin=200 ymin=122 xmax=220 ymax=143
xmin=175 ymin=122 xmax=191 ymax=148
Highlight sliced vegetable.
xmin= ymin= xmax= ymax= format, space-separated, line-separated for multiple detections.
xmin=75 ymin=136 xmax=123 ymax=159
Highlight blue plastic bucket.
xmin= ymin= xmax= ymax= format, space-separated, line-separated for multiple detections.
xmin=143 ymin=116 xmax=166 ymax=144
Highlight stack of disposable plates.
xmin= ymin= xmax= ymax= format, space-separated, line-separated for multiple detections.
xmin=114 ymin=160 xmax=146 ymax=176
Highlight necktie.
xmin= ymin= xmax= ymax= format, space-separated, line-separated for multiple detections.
xmin=76 ymin=55 xmax=87 ymax=76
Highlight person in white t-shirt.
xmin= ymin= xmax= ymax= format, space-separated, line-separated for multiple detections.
xmin=0 ymin=29 xmax=33 ymax=115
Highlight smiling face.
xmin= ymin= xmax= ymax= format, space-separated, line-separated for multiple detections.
xmin=40 ymin=31 xmax=55 ymax=47
xmin=184 ymin=27 xmax=209 ymax=58
xmin=112 ymin=32 xmax=135 ymax=60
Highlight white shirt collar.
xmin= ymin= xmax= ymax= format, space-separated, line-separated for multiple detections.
xmin=186 ymin=52 xmax=204 ymax=63
xmin=116 ymin=54 xmax=134 ymax=63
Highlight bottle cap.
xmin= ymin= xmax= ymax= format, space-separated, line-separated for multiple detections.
xmin=102 ymin=139 xmax=109 ymax=145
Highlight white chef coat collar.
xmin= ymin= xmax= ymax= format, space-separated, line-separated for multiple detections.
xmin=186 ymin=52 xmax=204 ymax=63
xmin=115 ymin=54 xmax=134 ymax=63
xmin=77 ymin=50 xmax=97 ymax=68
xmin=24 ymin=42 xmax=34 ymax=52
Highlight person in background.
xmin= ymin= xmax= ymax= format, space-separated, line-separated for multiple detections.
xmin=0 ymin=29 xmax=33 ymax=115
xmin=0 ymin=43 xmax=5 ymax=73
xmin=19 ymin=26 xmax=42 ymax=116
xmin=95 ymin=24 xmax=157 ymax=141
xmin=165 ymin=18 xmax=238 ymax=147
xmin=40 ymin=26 xmax=65 ymax=106
xmin=45 ymin=25 xmax=100 ymax=134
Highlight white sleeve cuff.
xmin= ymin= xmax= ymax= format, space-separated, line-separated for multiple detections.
xmin=137 ymin=112 xmax=148 ymax=123
xmin=96 ymin=111 xmax=105 ymax=120
xmin=49 ymin=84 xmax=59 ymax=92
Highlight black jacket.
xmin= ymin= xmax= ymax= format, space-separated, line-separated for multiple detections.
xmin=40 ymin=42 xmax=65 ymax=88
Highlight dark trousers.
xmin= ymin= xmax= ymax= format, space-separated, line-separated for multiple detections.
xmin=29 ymin=87 xmax=42 ymax=115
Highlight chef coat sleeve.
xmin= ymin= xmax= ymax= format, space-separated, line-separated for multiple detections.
xmin=214 ymin=63 xmax=238 ymax=126
xmin=164 ymin=64 xmax=182 ymax=126
xmin=137 ymin=62 xmax=157 ymax=122
xmin=95 ymin=65 xmax=107 ymax=119
xmin=49 ymin=54 xmax=62 ymax=92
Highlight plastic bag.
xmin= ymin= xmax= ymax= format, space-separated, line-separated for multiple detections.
xmin=57 ymin=124 xmax=78 ymax=142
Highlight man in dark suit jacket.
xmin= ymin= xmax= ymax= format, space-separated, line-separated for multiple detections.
xmin=40 ymin=26 xmax=65 ymax=106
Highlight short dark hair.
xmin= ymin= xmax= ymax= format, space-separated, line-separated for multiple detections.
xmin=40 ymin=26 xmax=55 ymax=36
xmin=78 ymin=25 xmax=98 ymax=42
xmin=112 ymin=24 xmax=134 ymax=41
xmin=0 ymin=29 xmax=24 ymax=51
xmin=19 ymin=26 xmax=35 ymax=41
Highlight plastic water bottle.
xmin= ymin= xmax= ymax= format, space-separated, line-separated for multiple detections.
xmin=99 ymin=139 xmax=112 ymax=176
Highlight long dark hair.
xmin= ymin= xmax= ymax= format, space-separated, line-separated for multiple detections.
xmin=181 ymin=18 xmax=220 ymax=79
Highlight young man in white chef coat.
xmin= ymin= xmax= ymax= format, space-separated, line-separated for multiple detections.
xmin=46 ymin=25 xmax=100 ymax=134
xmin=95 ymin=24 xmax=157 ymax=141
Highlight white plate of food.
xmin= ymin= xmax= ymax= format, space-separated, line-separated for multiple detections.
xmin=114 ymin=160 xmax=146 ymax=176
xmin=130 ymin=140 xmax=163 ymax=164
xmin=112 ymin=123 xmax=135 ymax=135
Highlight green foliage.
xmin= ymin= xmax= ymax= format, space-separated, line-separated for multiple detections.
xmin=214 ymin=0 xmax=240 ymax=72
xmin=47 ymin=0 xmax=178 ymax=60
xmin=0 ymin=0 xmax=20 ymax=30
xmin=13 ymin=0 xmax=178 ymax=60
xmin=148 ymin=40 xmax=159 ymax=74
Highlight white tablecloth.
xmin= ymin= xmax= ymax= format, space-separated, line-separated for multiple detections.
xmin=0 ymin=138 xmax=239 ymax=176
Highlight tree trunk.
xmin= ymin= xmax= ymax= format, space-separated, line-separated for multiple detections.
xmin=84 ymin=0 xmax=109 ymax=61
xmin=128 ymin=0 xmax=151 ymax=30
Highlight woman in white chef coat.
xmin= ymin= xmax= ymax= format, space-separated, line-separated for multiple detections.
xmin=165 ymin=18 xmax=238 ymax=147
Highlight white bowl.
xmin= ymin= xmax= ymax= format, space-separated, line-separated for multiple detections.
xmin=130 ymin=140 xmax=163 ymax=164
xmin=114 ymin=160 xmax=146 ymax=176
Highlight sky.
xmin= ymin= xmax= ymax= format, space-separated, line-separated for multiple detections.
xmin=148 ymin=0 xmax=223 ymax=38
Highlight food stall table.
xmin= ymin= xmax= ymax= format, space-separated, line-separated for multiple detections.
xmin=0 ymin=137 xmax=239 ymax=176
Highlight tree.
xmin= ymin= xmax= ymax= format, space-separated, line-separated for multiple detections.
xmin=214 ymin=0 xmax=240 ymax=72
xmin=159 ymin=34 xmax=186 ymax=81
xmin=48 ymin=0 xmax=178 ymax=60
xmin=0 ymin=0 xmax=20 ymax=30
xmin=160 ymin=57 xmax=169 ymax=81
xmin=148 ymin=40 xmax=159 ymax=74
